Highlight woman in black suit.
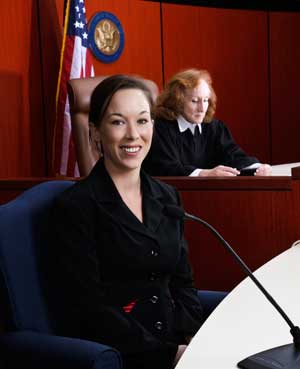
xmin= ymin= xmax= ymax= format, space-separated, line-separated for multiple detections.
xmin=51 ymin=75 xmax=203 ymax=369
xmin=143 ymin=68 xmax=271 ymax=177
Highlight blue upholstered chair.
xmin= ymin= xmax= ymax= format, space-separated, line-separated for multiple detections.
xmin=0 ymin=181 xmax=122 ymax=369
xmin=0 ymin=181 xmax=226 ymax=369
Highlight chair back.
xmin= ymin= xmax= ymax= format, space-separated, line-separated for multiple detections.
xmin=67 ymin=75 xmax=159 ymax=177
xmin=0 ymin=181 xmax=74 ymax=333
xmin=67 ymin=76 xmax=106 ymax=177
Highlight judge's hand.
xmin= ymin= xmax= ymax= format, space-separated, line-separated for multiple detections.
xmin=199 ymin=165 xmax=240 ymax=177
xmin=255 ymin=164 xmax=272 ymax=176
xmin=174 ymin=345 xmax=187 ymax=366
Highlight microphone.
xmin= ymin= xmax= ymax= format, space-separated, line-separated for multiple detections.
xmin=164 ymin=205 xmax=300 ymax=369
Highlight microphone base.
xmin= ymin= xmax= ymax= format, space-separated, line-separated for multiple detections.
xmin=237 ymin=343 xmax=300 ymax=369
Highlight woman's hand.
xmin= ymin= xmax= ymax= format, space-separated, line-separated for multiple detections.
xmin=174 ymin=345 xmax=187 ymax=366
xmin=255 ymin=164 xmax=272 ymax=176
xmin=199 ymin=165 xmax=240 ymax=177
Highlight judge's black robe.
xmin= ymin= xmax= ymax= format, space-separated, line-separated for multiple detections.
xmin=143 ymin=118 xmax=259 ymax=176
xmin=49 ymin=159 xmax=203 ymax=369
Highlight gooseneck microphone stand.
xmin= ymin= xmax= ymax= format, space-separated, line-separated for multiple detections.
xmin=165 ymin=205 xmax=300 ymax=369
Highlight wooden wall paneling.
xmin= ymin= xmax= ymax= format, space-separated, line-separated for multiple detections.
xmin=0 ymin=1 xmax=46 ymax=177
xmin=0 ymin=72 xmax=22 ymax=177
xmin=85 ymin=0 xmax=163 ymax=88
xmin=0 ymin=177 xmax=68 ymax=205
xmin=161 ymin=4 xmax=270 ymax=163
xmin=38 ymin=0 xmax=65 ymax=175
xmin=162 ymin=177 xmax=300 ymax=291
xmin=269 ymin=12 xmax=300 ymax=164
xmin=162 ymin=176 xmax=300 ymax=290
xmin=39 ymin=0 xmax=163 ymax=175
xmin=29 ymin=1 xmax=49 ymax=176
xmin=1 ymin=176 xmax=299 ymax=292
xmin=0 ymin=179 xmax=46 ymax=205
xmin=0 ymin=177 xmax=79 ymax=205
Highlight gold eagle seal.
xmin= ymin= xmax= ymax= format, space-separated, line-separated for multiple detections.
xmin=94 ymin=19 xmax=120 ymax=56
xmin=88 ymin=12 xmax=124 ymax=63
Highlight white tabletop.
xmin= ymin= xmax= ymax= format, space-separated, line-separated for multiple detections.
xmin=176 ymin=242 xmax=300 ymax=369
xmin=271 ymin=162 xmax=300 ymax=176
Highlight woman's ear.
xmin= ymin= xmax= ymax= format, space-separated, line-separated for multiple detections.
xmin=89 ymin=123 xmax=101 ymax=141
xmin=89 ymin=123 xmax=102 ymax=154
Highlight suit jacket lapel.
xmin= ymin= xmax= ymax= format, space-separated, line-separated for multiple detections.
xmin=86 ymin=160 xmax=166 ymax=239
xmin=141 ymin=173 xmax=165 ymax=233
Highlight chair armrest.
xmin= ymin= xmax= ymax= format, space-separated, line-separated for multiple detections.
xmin=0 ymin=330 xmax=122 ymax=369
xmin=198 ymin=290 xmax=228 ymax=321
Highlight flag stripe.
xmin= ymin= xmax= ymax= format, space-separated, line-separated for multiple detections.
xmin=53 ymin=0 xmax=94 ymax=176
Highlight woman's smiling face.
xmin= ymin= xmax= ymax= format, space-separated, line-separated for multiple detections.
xmin=96 ymin=88 xmax=153 ymax=174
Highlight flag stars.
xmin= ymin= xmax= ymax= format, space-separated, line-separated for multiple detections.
xmin=68 ymin=1 xmax=89 ymax=40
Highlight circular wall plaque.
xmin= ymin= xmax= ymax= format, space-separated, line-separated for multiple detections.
xmin=88 ymin=12 xmax=124 ymax=63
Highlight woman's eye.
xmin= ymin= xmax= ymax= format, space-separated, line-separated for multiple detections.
xmin=192 ymin=100 xmax=198 ymax=103
xmin=137 ymin=119 xmax=148 ymax=125
xmin=111 ymin=120 xmax=124 ymax=126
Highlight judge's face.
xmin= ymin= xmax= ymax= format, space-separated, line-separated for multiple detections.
xmin=96 ymin=88 xmax=153 ymax=174
xmin=182 ymin=79 xmax=211 ymax=124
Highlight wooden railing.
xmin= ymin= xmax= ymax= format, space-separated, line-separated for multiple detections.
xmin=1 ymin=170 xmax=300 ymax=291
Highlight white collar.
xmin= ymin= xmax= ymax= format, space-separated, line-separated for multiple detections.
xmin=177 ymin=115 xmax=202 ymax=135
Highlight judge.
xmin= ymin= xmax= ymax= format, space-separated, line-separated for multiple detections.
xmin=143 ymin=69 xmax=271 ymax=177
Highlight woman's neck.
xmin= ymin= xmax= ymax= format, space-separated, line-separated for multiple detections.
xmin=104 ymin=162 xmax=143 ymax=221
xmin=116 ymin=172 xmax=143 ymax=222
xmin=112 ymin=171 xmax=141 ymax=197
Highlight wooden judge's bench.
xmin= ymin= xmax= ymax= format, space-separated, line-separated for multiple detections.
xmin=162 ymin=167 xmax=300 ymax=291
xmin=1 ymin=165 xmax=300 ymax=292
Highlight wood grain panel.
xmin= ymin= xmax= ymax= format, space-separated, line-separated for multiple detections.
xmin=40 ymin=0 xmax=162 ymax=175
xmin=182 ymin=187 xmax=300 ymax=291
xmin=0 ymin=1 xmax=46 ymax=177
xmin=39 ymin=0 xmax=64 ymax=175
xmin=269 ymin=12 xmax=300 ymax=164
xmin=160 ymin=177 xmax=300 ymax=291
xmin=1 ymin=176 xmax=299 ymax=292
xmin=85 ymin=0 xmax=163 ymax=87
xmin=0 ymin=177 xmax=70 ymax=204
xmin=161 ymin=4 xmax=270 ymax=163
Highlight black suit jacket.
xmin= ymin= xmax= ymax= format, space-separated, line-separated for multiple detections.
xmin=50 ymin=159 xmax=203 ymax=369
xmin=143 ymin=118 xmax=259 ymax=176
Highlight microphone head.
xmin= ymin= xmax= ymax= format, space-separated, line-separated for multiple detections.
xmin=163 ymin=205 xmax=185 ymax=219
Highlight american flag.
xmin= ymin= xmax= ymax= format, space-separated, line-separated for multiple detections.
xmin=53 ymin=0 xmax=94 ymax=176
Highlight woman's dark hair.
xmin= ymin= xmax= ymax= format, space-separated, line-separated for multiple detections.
xmin=89 ymin=75 xmax=154 ymax=128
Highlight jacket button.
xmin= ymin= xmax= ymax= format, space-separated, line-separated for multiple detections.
xmin=154 ymin=321 xmax=163 ymax=330
xmin=150 ymin=295 xmax=159 ymax=304
xmin=151 ymin=250 xmax=159 ymax=257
